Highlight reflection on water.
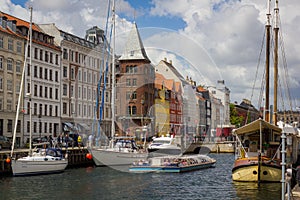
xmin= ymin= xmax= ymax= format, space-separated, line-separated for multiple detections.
xmin=233 ymin=181 xmax=281 ymax=200
xmin=0 ymin=154 xmax=283 ymax=200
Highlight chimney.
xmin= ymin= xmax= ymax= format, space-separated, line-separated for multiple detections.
xmin=169 ymin=60 xmax=172 ymax=65
xmin=164 ymin=57 xmax=167 ymax=61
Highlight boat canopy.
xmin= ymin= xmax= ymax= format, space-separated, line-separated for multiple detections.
xmin=233 ymin=118 xmax=282 ymax=135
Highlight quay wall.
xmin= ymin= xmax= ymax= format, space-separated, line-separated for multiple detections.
xmin=0 ymin=147 xmax=94 ymax=175
xmin=184 ymin=141 xmax=235 ymax=154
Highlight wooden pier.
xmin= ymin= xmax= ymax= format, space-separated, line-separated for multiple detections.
xmin=0 ymin=147 xmax=94 ymax=175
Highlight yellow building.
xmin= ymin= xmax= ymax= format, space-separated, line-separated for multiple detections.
xmin=154 ymin=73 xmax=170 ymax=136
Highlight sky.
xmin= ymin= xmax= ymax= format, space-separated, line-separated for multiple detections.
xmin=2 ymin=0 xmax=300 ymax=110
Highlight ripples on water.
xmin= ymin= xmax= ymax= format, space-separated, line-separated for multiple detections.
xmin=0 ymin=154 xmax=281 ymax=200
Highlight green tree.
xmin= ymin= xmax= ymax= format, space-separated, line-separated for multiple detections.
xmin=230 ymin=103 xmax=244 ymax=127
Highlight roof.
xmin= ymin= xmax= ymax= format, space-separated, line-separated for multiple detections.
xmin=233 ymin=118 xmax=282 ymax=135
xmin=119 ymin=23 xmax=150 ymax=62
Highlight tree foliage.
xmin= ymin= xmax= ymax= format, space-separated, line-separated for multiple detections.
xmin=230 ymin=103 xmax=244 ymax=127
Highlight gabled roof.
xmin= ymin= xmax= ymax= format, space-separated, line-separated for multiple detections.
xmin=119 ymin=23 xmax=150 ymax=62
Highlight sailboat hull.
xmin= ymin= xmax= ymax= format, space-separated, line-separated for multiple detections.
xmin=90 ymin=148 xmax=148 ymax=166
xmin=232 ymin=157 xmax=281 ymax=182
xmin=11 ymin=156 xmax=68 ymax=176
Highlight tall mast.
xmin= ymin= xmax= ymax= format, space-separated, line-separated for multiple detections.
xmin=29 ymin=6 xmax=33 ymax=156
xmin=111 ymin=0 xmax=116 ymax=137
xmin=273 ymin=0 xmax=279 ymax=125
xmin=265 ymin=0 xmax=271 ymax=122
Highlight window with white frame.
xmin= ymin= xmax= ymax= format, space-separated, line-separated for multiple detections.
xmin=17 ymin=41 xmax=22 ymax=53
xmin=63 ymin=84 xmax=67 ymax=96
xmin=16 ymin=61 xmax=21 ymax=73
xmin=8 ymin=38 xmax=13 ymax=51
xmin=7 ymin=58 xmax=13 ymax=71
xmin=7 ymin=80 xmax=12 ymax=91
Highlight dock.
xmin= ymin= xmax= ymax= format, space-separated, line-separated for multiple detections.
xmin=0 ymin=147 xmax=94 ymax=175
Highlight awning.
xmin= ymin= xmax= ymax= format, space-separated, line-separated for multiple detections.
xmin=233 ymin=118 xmax=282 ymax=135
xmin=77 ymin=123 xmax=90 ymax=130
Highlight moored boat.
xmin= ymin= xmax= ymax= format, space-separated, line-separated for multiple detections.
xmin=147 ymin=136 xmax=181 ymax=157
xmin=232 ymin=119 xmax=282 ymax=182
xmin=129 ymin=154 xmax=216 ymax=173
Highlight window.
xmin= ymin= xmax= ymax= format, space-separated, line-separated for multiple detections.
xmin=7 ymin=59 xmax=13 ymax=71
xmin=55 ymin=106 xmax=58 ymax=117
xmin=39 ymin=104 xmax=43 ymax=115
xmin=55 ymin=71 xmax=58 ymax=82
xmin=49 ymin=88 xmax=53 ymax=99
xmin=34 ymin=122 xmax=37 ymax=133
xmin=44 ymin=68 xmax=48 ymax=80
xmin=126 ymin=79 xmax=131 ymax=86
xmin=8 ymin=38 xmax=13 ymax=51
xmin=34 ymin=66 xmax=38 ymax=77
xmin=34 ymin=103 xmax=37 ymax=115
xmin=55 ymin=54 xmax=59 ymax=65
xmin=34 ymin=84 xmax=37 ymax=96
xmin=34 ymin=48 xmax=38 ymax=59
xmin=44 ymin=122 xmax=47 ymax=133
xmin=49 ymin=69 xmax=53 ymax=81
xmin=49 ymin=105 xmax=52 ymax=116
xmin=0 ymin=37 xmax=3 ymax=48
xmin=0 ymin=77 xmax=2 ymax=90
xmin=39 ymin=49 xmax=43 ymax=61
xmin=44 ymin=104 xmax=47 ymax=116
xmin=55 ymin=88 xmax=58 ymax=100
xmin=7 ymin=119 xmax=13 ymax=132
xmin=45 ymin=51 xmax=49 ymax=62
xmin=50 ymin=52 xmax=53 ymax=63
xmin=16 ymin=61 xmax=21 ymax=73
xmin=0 ymin=57 xmax=3 ymax=69
xmin=39 ymin=67 xmax=43 ymax=78
xmin=63 ymin=48 xmax=68 ymax=59
xmin=71 ymin=68 xmax=75 ymax=80
xmin=7 ymin=80 xmax=12 ymax=91
xmin=71 ymin=85 xmax=74 ymax=97
xmin=17 ymin=41 xmax=22 ymax=53
xmin=63 ymin=84 xmax=67 ymax=96
xmin=63 ymin=102 xmax=67 ymax=114
xmin=132 ymin=106 xmax=137 ymax=115
xmin=63 ymin=66 xmax=68 ymax=78
xmin=7 ymin=99 xmax=12 ymax=110
xmin=45 ymin=86 xmax=48 ymax=98
xmin=126 ymin=92 xmax=131 ymax=100
xmin=27 ymin=121 xmax=30 ymax=133
xmin=78 ymin=87 xmax=81 ymax=98
xmin=132 ymin=78 xmax=137 ymax=86
xmin=27 ymin=64 xmax=30 ymax=76
xmin=132 ymin=91 xmax=137 ymax=99
xmin=39 ymin=85 xmax=43 ymax=97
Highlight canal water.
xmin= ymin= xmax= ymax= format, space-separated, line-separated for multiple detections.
xmin=0 ymin=154 xmax=281 ymax=200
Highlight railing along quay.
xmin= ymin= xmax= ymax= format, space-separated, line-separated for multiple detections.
xmin=0 ymin=147 xmax=94 ymax=176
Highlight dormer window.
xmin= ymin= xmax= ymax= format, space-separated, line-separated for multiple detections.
xmin=130 ymin=50 xmax=134 ymax=56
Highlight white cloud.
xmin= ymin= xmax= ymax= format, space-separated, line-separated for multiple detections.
xmin=1 ymin=0 xmax=299 ymax=109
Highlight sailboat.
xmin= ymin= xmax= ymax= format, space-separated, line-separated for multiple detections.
xmin=90 ymin=0 xmax=148 ymax=168
xmin=10 ymin=7 xmax=68 ymax=176
xmin=232 ymin=0 xmax=297 ymax=182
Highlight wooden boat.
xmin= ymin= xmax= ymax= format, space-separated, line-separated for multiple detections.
xmin=129 ymin=154 xmax=216 ymax=173
xmin=232 ymin=0 xmax=298 ymax=183
xmin=232 ymin=119 xmax=282 ymax=182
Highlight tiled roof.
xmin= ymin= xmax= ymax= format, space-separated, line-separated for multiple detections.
xmin=1 ymin=11 xmax=40 ymax=32
xmin=119 ymin=23 xmax=150 ymax=62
